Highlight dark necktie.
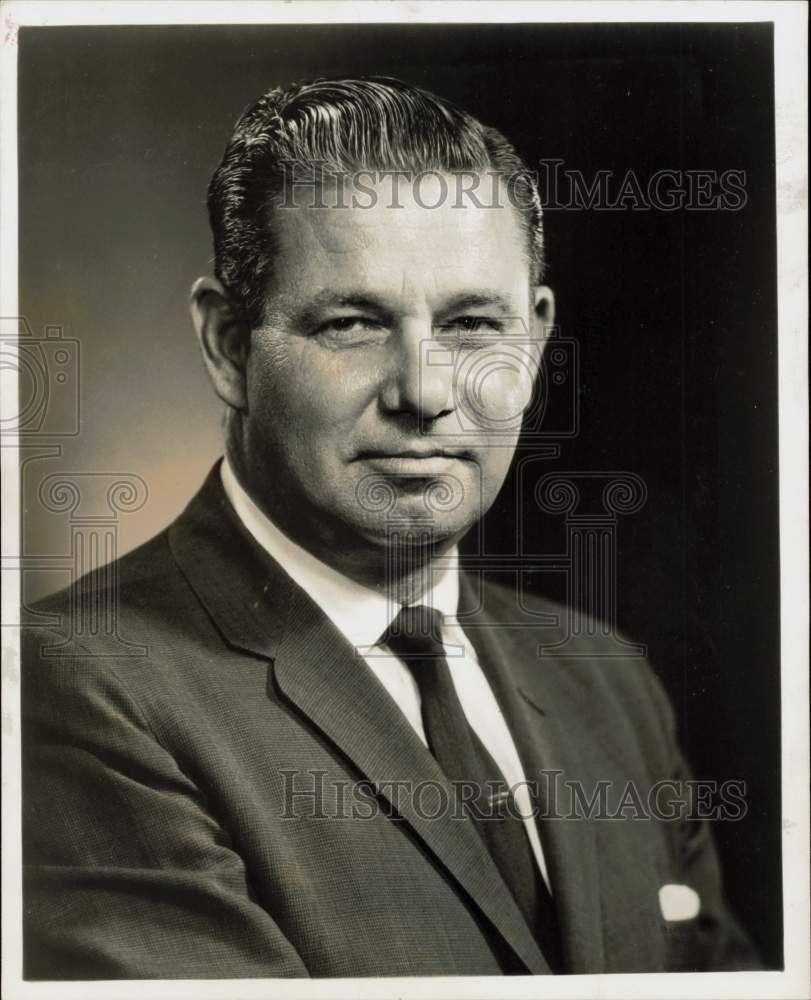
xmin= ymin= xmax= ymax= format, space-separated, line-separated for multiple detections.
xmin=383 ymin=604 xmax=563 ymax=973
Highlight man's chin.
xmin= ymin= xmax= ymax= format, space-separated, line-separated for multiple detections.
xmin=351 ymin=509 xmax=477 ymax=550
xmin=352 ymin=471 xmax=481 ymax=530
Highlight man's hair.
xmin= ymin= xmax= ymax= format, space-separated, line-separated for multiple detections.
xmin=207 ymin=76 xmax=545 ymax=329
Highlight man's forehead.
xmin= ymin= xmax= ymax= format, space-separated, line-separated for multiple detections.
xmin=268 ymin=242 xmax=532 ymax=314
xmin=269 ymin=171 xmax=531 ymax=301
xmin=285 ymin=170 xmax=520 ymax=229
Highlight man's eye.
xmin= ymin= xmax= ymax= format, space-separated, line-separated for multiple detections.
xmin=315 ymin=317 xmax=386 ymax=344
xmin=437 ymin=317 xmax=505 ymax=343
xmin=321 ymin=317 xmax=376 ymax=333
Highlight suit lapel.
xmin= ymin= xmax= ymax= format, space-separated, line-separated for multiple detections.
xmin=169 ymin=467 xmax=550 ymax=975
xmin=458 ymin=572 xmax=606 ymax=974
xmin=168 ymin=463 xmax=287 ymax=660
xmin=272 ymin=584 xmax=550 ymax=974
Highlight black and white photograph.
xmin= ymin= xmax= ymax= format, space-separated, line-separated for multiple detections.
xmin=1 ymin=2 xmax=807 ymax=998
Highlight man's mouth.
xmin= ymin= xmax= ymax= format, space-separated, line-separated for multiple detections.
xmin=363 ymin=449 xmax=471 ymax=459
xmin=356 ymin=448 xmax=474 ymax=474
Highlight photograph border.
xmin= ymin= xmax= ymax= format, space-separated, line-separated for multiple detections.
xmin=1 ymin=3 xmax=807 ymax=999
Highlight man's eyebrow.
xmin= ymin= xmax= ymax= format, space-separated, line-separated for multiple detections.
xmin=293 ymin=291 xmax=394 ymax=324
xmin=438 ymin=293 xmax=518 ymax=315
xmin=304 ymin=290 xmax=392 ymax=311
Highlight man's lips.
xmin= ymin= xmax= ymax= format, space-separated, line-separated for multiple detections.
xmin=355 ymin=448 xmax=475 ymax=474
xmin=356 ymin=448 xmax=474 ymax=460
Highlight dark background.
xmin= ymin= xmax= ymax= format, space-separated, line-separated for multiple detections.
xmin=18 ymin=23 xmax=781 ymax=967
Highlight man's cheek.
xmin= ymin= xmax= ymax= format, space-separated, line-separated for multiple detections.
xmin=456 ymin=347 xmax=537 ymax=428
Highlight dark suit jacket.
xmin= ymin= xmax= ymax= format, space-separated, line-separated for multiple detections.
xmin=22 ymin=464 xmax=759 ymax=978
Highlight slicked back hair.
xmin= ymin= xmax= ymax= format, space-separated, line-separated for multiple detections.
xmin=207 ymin=76 xmax=545 ymax=328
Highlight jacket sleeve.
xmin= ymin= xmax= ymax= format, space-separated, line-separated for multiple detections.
xmin=640 ymin=662 xmax=764 ymax=972
xmin=22 ymin=628 xmax=310 ymax=980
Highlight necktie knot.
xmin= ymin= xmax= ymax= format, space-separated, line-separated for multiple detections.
xmin=383 ymin=605 xmax=445 ymax=661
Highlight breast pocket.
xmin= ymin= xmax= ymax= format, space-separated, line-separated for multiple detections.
xmin=659 ymin=883 xmax=704 ymax=972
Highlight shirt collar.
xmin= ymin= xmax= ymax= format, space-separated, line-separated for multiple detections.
xmin=220 ymin=457 xmax=460 ymax=649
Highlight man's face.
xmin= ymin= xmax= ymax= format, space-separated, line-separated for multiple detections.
xmin=239 ymin=173 xmax=545 ymax=557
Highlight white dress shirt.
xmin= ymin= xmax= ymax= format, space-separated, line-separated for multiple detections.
xmin=221 ymin=458 xmax=549 ymax=888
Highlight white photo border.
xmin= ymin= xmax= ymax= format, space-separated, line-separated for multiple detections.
xmin=1 ymin=3 xmax=807 ymax=999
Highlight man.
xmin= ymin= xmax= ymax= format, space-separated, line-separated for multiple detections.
xmin=22 ymin=76 xmax=759 ymax=978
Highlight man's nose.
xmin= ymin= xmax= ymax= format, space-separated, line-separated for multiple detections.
xmin=380 ymin=322 xmax=454 ymax=421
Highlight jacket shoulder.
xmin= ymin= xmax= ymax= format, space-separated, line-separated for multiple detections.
xmin=21 ymin=526 xmax=209 ymax=669
xmin=28 ymin=529 xmax=176 ymax=616
xmin=475 ymin=574 xmax=676 ymax=755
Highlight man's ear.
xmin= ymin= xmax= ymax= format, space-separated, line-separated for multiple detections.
xmin=189 ymin=277 xmax=250 ymax=410
xmin=529 ymin=285 xmax=555 ymax=383
xmin=532 ymin=285 xmax=555 ymax=336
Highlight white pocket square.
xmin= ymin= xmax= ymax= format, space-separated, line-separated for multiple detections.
xmin=659 ymin=883 xmax=701 ymax=921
